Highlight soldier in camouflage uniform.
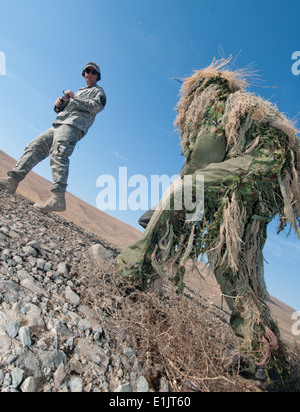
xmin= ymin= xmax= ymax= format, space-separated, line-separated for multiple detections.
xmin=0 ymin=62 xmax=106 ymax=213
xmin=119 ymin=59 xmax=300 ymax=378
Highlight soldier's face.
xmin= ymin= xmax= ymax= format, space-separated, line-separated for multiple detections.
xmin=84 ymin=67 xmax=98 ymax=86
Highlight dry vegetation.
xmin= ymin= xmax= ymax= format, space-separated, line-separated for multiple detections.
xmin=80 ymin=259 xmax=300 ymax=393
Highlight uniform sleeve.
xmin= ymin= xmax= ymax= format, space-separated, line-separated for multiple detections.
xmin=70 ymin=88 xmax=106 ymax=115
xmin=192 ymin=154 xmax=255 ymax=187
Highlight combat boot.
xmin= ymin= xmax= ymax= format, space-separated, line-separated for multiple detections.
xmin=33 ymin=192 xmax=66 ymax=213
xmin=0 ymin=176 xmax=19 ymax=194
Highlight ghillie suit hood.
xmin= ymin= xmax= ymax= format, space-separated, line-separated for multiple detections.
xmin=119 ymin=58 xmax=300 ymax=376
xmin=176 ymin=58 xmax=300 ymax=235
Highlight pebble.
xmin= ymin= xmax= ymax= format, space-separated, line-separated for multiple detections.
xmin=11 ymin=368 xmax=25 ymax=389
xmin=65 ymin=287 xmax=81 ymax=307
xmin=136 ymin=376 xmax=149 ymax=392
xmin=21 ymin=377 xmax=36 ymax=393
xmin=6 ymin=321 xmax=20 ymax=339
xmin=27 ymin=240 xmax=42 ymax=249
xmin=68 ymin=376 xmax=84 ymax=393
xmin=19 ymin=326 xmax=32 ymax=348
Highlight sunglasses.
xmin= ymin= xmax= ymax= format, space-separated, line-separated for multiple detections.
xmin=85 ymin=68 xmax=99 ymax=75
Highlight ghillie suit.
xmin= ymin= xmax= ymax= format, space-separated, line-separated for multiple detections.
xmin=118 ymin=58 xmax=300 ymax=376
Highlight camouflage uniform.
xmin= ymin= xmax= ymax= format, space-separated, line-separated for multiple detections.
xmin=8 ymin=84 xmax=106 ymax=193
xmin=119 ymin=62 xmax=300 ymax=376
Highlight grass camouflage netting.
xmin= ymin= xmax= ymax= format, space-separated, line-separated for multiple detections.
xmin=119 ymin=57 xmax=300 ymax=377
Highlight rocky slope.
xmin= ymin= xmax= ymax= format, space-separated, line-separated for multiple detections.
xmin=0 ymin=190 xmax=149 ymax=392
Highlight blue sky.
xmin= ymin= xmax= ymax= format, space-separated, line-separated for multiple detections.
xmin=0 ymin=0 xmax=299 ymax=310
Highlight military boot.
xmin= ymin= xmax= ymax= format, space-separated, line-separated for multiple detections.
xmin=0 ymin=176 xmax=19 ymax=194
xmin=33 ymin=192 xmax=66 ymax=213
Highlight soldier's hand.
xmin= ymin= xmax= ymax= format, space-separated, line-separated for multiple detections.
xmin=65 ymin=90 xmax=75 ymax=99
xmin=55 ymin=97 xmax=62 ymax=108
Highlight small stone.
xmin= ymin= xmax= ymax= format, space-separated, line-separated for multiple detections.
xmin=19 ymin=326 xmax=32 ymax=348
xmin=57 ymin=262 xmax=69 ymax=276
xmin=6 ymin=321 xmax=20 ymax=339
xmin=66 ymin=337 xmax=74 ymax=348
xmin=27 ymin=240 xmax=42 ymax=250
xmin=44 ymin=262 xmax=52 ymax=272
xmin=55 ymin=321 xmax=73 ymax=341
xmin=54 ymin=363 xmax=68 ymax=388
xmin=159 ymin=377 xmax=170 ymax=392
xmin=7 ymin=354 xmax=18 ymax=365
xmin=65 ymin=286 xmax=80 ymax=307
xmin=90 ymin=244 xmax=113 ymax=266
xmin=136 ymin=376 xmax=149 ymax=392
xmin=68 ymin=376 xmax=84 ymax=393
xmin=3 ymin=373 xmax=12 ymax=388
xmin=36 ymin=259 xmax=46 ymax=271
xmin=16 ymin=350 xmax=43 ymax=379
xmin=11 ymin=368 xmax=25 ymax=388
xmin=78 ymin=318 xmax=91 ymax=332
xmin=20 ymin=377 xmax=36 ymax=393
xmin=22 ymin=246 xmax=38 ymax=257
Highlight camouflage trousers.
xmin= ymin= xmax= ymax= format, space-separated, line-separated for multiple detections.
xmin=8 ymin=124 xmax=83 ymax=193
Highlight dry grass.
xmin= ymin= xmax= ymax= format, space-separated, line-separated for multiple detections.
xmin=78 ymin=254 xmax=300 ymax=392
xmin=82 ymin=260 xmax=253 ymax=392
xmin=118 ymin=287 xmax=248 ymax=392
